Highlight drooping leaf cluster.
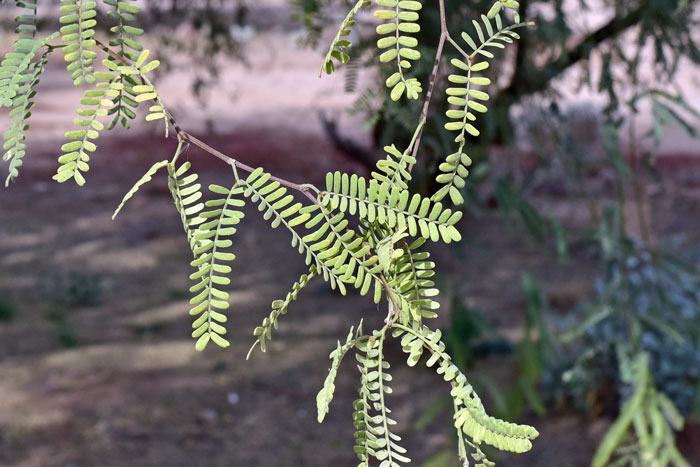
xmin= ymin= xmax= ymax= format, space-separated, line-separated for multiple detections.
xmin=103 ymin=0 xmax=145 ymax=129
xmin=248 ymin=267 xmax=318 ymax=357
xmin=58 ymin=0 xmax=98 ymax=86
xmin=353 ymin=331 xmax=411 ymax=466
xmin=374 ymin=0 xmax=423 ymax=101
xmin=434 ymin=12 xmax=531 ymax=204
xmin=293 ymin=0 xmax=700 ymax=464
xmin=1 ymin=32 xmax=57 ymax=186
xmin=317 ymin=322 xmax=365 ymax=423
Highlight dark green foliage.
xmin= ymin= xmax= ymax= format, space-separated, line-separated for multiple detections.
xmin=557 ymin=233 xmax=700 ymax=417
xmin=42 ymin=269 xmax=102 ymax=307
xmin=45 ymin=308 xmax=80 ymax=348
xmin=591 ymin=353 xmax=690 ymax=467
xmin=0 ymin=295 xmax=16 ymax=322
xmin=533 ymin=208 xmax=698 ymax=465
xmin=444 ymin=297 xmax=511 ymax=368
xmin=512 ymin=273 xmax=552 ymax=416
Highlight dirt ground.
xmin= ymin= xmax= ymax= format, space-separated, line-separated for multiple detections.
xmin=2 ymin=2 xmax=700 ymax=467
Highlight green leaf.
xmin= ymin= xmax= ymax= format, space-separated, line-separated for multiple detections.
xmin=113 ymin=160 xmax=168 ymax=219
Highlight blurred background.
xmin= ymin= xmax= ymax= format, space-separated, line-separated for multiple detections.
xmin=1 ymin=0 xmax=700 ymax=465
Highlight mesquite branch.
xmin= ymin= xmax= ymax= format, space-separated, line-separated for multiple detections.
xmin=408 ymin=0 xmax=447 ymax=171
xmin=93 ymin=39 xmax=319 ymax=205
xmin=94 ymin=38 xmax=404 ymax=309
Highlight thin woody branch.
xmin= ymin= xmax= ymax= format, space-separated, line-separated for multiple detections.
xmin=93 ymin=39 xmax=319 ymax=205
xmin=94 ymin=39 xmax=402 ymax=312
xmin=409 ymin=0 xmax=448 ymax=171
xmin=180 ymin=133 xmax=319 ymax=205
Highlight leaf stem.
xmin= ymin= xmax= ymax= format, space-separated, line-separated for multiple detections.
xmin=409 ymin=0 xmax=448 ymax=171
xmin=376 ymin=331 xmax=395 ymax=464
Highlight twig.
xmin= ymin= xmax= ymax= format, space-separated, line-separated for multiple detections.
xmin=408 ymin=0 xmax=448 ymax=171
xmin=181 ymin=133 xmax=319 ymax=205
xmin=94 ymin=39 xmax=404 ymax=315
xmin=93 ymin=39 xmax=318 ymax=205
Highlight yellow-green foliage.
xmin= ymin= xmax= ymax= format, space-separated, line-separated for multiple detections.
xmin=248 ymin=267 xmax=318 ymax=357
xmin=395 ymin=324 xmax=539 ymax=454
xmin=104 ymin=0 xmax=145 ymax=129
xmin=52 ymin=74 xmax=118 ymax=185
xmin=188 ymin=183 xmax=246 ymax=351
xmin=59 ymin=0 xmax=98 ymax=86
xmin=0 ymin=1 xmax=540 ymax=464
xmin=0 ymin=32 xmax=58 ymax=186
xmin=433 ymin=12 xmax=532 ymax=204
xmin=375 ymin=0 xmax=423 ymax=100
